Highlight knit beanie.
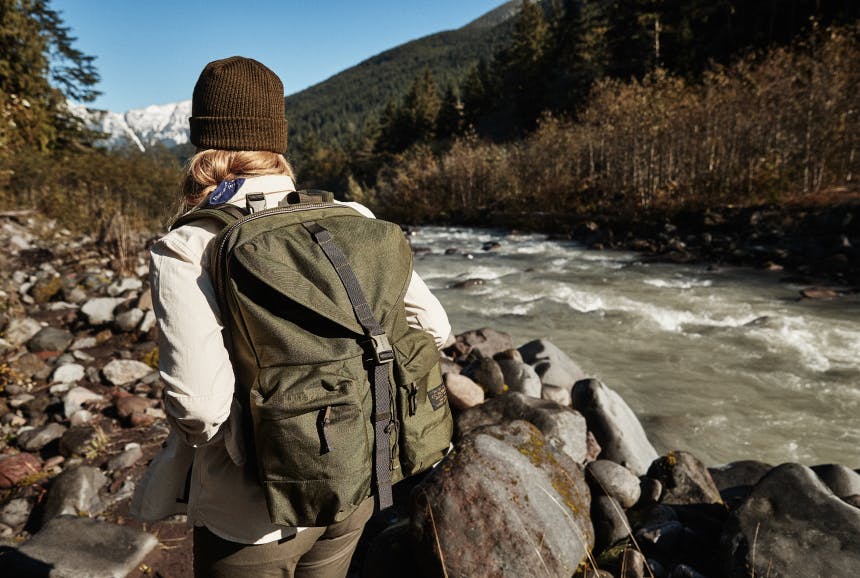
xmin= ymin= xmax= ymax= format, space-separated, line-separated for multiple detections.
xmin=189 ymin=56 xmax=288 ymax=153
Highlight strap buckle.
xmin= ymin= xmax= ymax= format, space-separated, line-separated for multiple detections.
xmin=367 ymin=333 xmax=394 ymax=365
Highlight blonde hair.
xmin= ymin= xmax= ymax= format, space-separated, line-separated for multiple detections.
xmin=178 ymin=149 xmax=295 ymax=214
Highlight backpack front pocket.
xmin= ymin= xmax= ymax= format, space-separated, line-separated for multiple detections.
xmin=250 ymin=362 xmax=373 ymax=526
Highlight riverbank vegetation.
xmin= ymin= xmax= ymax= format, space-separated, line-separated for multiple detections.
xmin=371 ymin=26 xmax=859 ymax=224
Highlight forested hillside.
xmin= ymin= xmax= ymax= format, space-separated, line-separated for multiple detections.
xmin=292 ymin=0 xmax=859 ymax=228
xmin=284 ymin=4 xmax=516 ymax=151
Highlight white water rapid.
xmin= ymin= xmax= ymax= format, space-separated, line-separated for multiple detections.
xmin=410 ymin=226 xmax=860 ymax=467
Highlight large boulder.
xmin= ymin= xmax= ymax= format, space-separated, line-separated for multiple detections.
xmin=811 ymin=464 xmax=860 ymax=499
xmin=721 ymin=463 xmax=860 ymax=577
xmin=572 ymin=378 xmax=658 ymax=475
xmin=411 ymin=420 xmax=593 ymax=577
xmin=42 ymin=465 xmax=108 ymax=523
xmin=443 ymin=373 xmax=484 ymax=410
xmin=518 ymin=339 xmax=587 ymax=391
xmin=496 ymin=356 xmax=542 ymax=398
xmin=709 ymin=460 xmax=773 ymax=509
xmin=647 ymin=451 xmax=722 ymax=506
xmin=586 ymin=460 xmax=642 ymax=509
xmin=444 ymin=328 xmax=514 ymax=362
xmin=10 ymin=515 xmax=158 ymax=578
xmin=456 ymin=392 xmax=588 ymax=463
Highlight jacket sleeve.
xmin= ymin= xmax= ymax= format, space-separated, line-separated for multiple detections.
xmin=404 ymin=271 xmax=453 ymax=349
xmin=150 ymin=231 xmax=234 ymax=447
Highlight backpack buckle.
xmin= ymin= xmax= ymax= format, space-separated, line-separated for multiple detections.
xmin=367 ymin=333 xmax=394 ymax=365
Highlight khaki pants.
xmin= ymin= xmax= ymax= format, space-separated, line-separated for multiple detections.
xmin=193 ymin=498 xmax=374 ymax=578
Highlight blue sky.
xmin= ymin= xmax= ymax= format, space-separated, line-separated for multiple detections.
xmin=54 ymin=0 xmax=504 ymax=112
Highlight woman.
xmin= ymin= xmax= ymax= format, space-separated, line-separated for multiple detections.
xmin=131 ymin=56 xmax=452 ymax=578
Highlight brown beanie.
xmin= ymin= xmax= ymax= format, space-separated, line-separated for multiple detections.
xmin=189 ymin=56 xmax=288 ymax=153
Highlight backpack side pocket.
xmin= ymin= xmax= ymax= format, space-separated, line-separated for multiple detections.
xmin=394 ymin=330 xmax=453 ymax=477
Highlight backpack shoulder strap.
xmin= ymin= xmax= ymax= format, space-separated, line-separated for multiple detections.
xmin=302 ymin=220 xmax=396 ymax=512
xmin=169 ymin=205 xmax=245 ymax=232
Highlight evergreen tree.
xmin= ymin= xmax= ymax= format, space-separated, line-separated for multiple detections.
xmin=496 ymin=0 xmax=551 ymax=130
xmin=376 ymin=68 xmax=441 ymax=154
xmin=460 ymin=58 xmax=496 ymax=130
xmin=401 ymin=67 xmax=441 ymax=143
xmin=436 ymin=84 xmax=464 ymax=138
xmin=0 ymin=0 xmax=100 ymax=154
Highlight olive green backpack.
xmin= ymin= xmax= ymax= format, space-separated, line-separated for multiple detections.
xmin=173 ymin=191 xmax=453 ymax=527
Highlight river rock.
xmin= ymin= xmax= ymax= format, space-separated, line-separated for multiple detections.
xmin=108 ymin=276 xmax=143 ymax=297
xmin=81 ymin=297 xmax=124 ymax=326
xmin=411 ymin=421 xmax=593 ymax=577
xmin=28 ymin=326 xmax=74 ymax=353
xmin=0 ymin=498 xmax=32 ymax=530
xmin=107 ymin=443 xmax=143 ymax=471
xmin=136 ymin=288 xmax=153 ymax=310
xmin=0 ymin=452 xmax=42 ymax=488
xmin=572 ymin=378 xmax=658 ymax=475
xmin=721 ymin=462 xmax=860 ymax=577
xmin=647 ymin=451 xmax=722 ymax=506
xmin=30 ymin=275 xmax=62 ymax=303
xmin=52 ymin=362 xmax=85 ymax=384
xmin=461 ymin=354 xmax=505 ymax=395
xmin=592 ymin=494 xmax=630 ymax=552
xmin=139 ymin=309 xmax=157 ymax=333
xmin=115 ymin=394 xmax=156 ymax=419
xmin=636 ymin=520 xmax=685 ymax=558
xmin=42 ymin=465 xmax=108 ymax=522
xmin=586 ymin=460 xmax=642 ymax=509
xmin=519 ymin=339 xmax=587 ymax=391
xmin=708 ymin=460 xmax=772 ymax=508
xmin=10 ymin=515 xmax=158 ymax=578
xmin=542 ymin=383 xmax=572 ymax=406
xmin=449 ymin=277 xmax=483 ymax=289
xmin=811 ymin=464 xmax=860 ymax=499
xmin=17 ymin=422 xmax=67 ymax=451
xmin=102 ymin=359 xmax=153 ymax=386
xmin=443 ymin=373 xmax=484 ymax=410
xmin=10 ymin=352 xmax=49 ymax=379
xmin=496 ymin=357 xmax=542 ymax=397
xmin=445 ymin=327 xmax=514 ymax=361
xmin=456 ymin=392 xmax=588 ymax=463
xmin=4 ymin=317 xmax=42 ymax=347
xmin=63 ymin=386 xmax=103 ymax=418
xmin=585 ymin=431 xmax=602 ymax=463
xmin=59 ymin=425 xmax=100 ymax=457
xmin=115 ymin=307 xmax=144 ymax=332
xmin=70 ymin=409 xmax=94 ymax=426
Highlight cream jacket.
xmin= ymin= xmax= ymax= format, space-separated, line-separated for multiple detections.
xmin=130 ymin=174 xmax=452 ymax=544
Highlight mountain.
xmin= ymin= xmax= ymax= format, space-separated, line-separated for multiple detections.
xmin=71 ymin=100 xmax=191 ymax=152
xmin=73 ymin=1 xmax=523 ymax=153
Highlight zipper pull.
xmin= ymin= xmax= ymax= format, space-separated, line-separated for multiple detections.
xmin=408 ymin=383 xmax=419 ymax=416
xmin=318 ymin=406 xmax=332 ymax=455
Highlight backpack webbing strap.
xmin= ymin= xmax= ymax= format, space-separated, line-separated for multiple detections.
xmin=302 ymin=221 xmax=395 ymax=512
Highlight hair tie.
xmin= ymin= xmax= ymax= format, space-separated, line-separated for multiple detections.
xmin=208 ymin=178 xmax=246 ymax=205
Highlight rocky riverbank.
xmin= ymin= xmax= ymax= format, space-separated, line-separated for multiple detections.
xmin=0 ymin=211 xmax=857 ymax=577
xmin=492 ymin=198 xmax=860 ymax=288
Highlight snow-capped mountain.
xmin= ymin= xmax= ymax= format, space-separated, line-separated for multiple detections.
xmin=71 ymin=100 xmax=191 ymax=152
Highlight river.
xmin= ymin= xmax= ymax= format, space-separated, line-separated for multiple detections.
xmin=409 ymin=226 xmax=860 ymax=468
